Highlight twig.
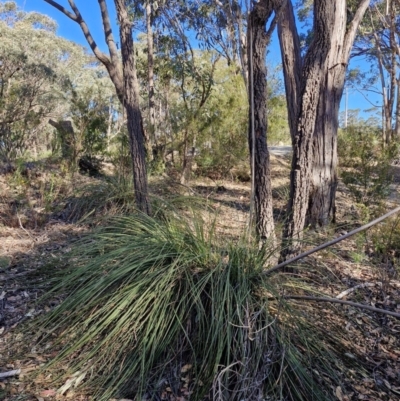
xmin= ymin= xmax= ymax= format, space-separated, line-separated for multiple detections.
xmin=17 ymin=213 xmax=35 ymax=242
xmin=277 ymin=295 xmax=400 ymax=319
xmin=265 ymin=205 xmax=400 ymax=275
xmin=336 ymin=283 xmax=377 ymax=299
xmin=336 ymin=281 xmax=400 ymax=299
xmin=0 ymin=369 xmax=21 ymax=379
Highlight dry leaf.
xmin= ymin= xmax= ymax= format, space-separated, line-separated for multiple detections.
xmin=336 ymin=386 xmax=343 ymax=401
xmin=39 ymin=389 xmax=57 ymax=397
xmin=181 ymin=364 xmax=192 ymax=373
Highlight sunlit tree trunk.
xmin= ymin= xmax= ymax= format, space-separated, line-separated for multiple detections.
xmin=115 ymin=0 xmax=151 ymax=214
xmin=280 ymin=1 xmax=336 ymax=260
xmin=44 ymin=0 xmax=151 ymax=214
xmin=247 ymin=1 xmax=276 ymax=244
xmin=308 ymin=0 xmax=370 ymax=227
xmin=275 ymin=0 xmax=370 ymax=238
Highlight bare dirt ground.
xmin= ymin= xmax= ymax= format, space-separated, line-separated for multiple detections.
xmin=0 ymin=155 xmax=400 ymax=400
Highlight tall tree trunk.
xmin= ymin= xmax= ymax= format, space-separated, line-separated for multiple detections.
xmin=248 ymin=1 xmax=276 ymax=244
xmin=307 ymin=2 xmax=348 ymax=227
xmin=308 ymin=0 xmax=370 ymax=227
xmin=44 ymin=0 xmax=151 ymax=214
xmin=396 ymin=76 xmax=400 ymax=137
xmin=114 ymin=0 xmax=151 ymax=215
xmin=275 ymin=0 xmax=370 ymax=233
xmin=280 ymin=1 xmax=336 ymax=260
xmin=146 ymin=0 xmax=156 ymax=148
xmin=276 ymin=0 xmax=302 ymax=142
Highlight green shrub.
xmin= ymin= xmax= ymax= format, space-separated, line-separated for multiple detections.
xmin=31 ymin=210 xmax=340 ymax=400
xmin=63 ymin=175 xmax=137 ymax=223
xmin=339 ymin=125 xmax=396 ymax=207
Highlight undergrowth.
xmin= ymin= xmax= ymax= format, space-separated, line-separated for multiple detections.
xmin=26 ymin=206 xmax=350 ymax=401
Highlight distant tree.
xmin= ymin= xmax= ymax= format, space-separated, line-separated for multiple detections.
xmin=352 ymin=0 xmax=400 ymax=144
xmin=0 ymin=1 xmax=96 ymax=161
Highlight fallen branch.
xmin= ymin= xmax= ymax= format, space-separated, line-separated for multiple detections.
xmin=0 ymin=369 xmax=21 ymax=379
xmin=278 ymin=295 xmax=400 ymax=319
xmin=265 ymin=205 xmax=400 ymax=275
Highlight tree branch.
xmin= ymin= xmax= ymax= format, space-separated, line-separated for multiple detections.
xmin=343 ymin=0 xmax=371 ymax=61
xmin=43 ymin=0 xmax=110 ymax=66
xmin=43 ymin=0 xmax=77 ymax=20
xmin=97 ymin=0 xmax=119 ymax=63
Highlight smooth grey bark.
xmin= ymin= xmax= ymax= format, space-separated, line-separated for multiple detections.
xmin=43 ymin=0 xmax=151 ymax=214
xmin=247 ymin=1 xmax=276 ymax=244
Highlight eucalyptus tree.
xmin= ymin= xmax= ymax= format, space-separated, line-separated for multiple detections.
xmin=352 ymin=0 xmax=400 ymax=143
xmin=274 ymin=0 xmax=370 ymax=259
xmin=0 ymin=1 xmax=96 ymax=161
xmin=44 ymin=0 xmax=150 ymax=214
xmin=246 ymin=0 xmax=277 ymax=244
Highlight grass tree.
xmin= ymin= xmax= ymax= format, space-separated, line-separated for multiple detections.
xmin=31 ymin=205 xmax=344 ymax=400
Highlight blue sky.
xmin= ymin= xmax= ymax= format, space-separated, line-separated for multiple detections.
xmin=16 ymin=0 xmax=382 ymax=124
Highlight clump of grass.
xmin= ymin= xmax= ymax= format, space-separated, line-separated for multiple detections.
xmin=63 ymin=175 xmax=137 ymax=222
xmin=31 ymin=208 xmax=341 ymax=400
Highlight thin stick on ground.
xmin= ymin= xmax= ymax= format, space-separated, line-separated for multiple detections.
xmin=0 ymin=369 xmax=21 ymax=379
xmin=265 ymin=205 xmax=400 ymax=275
xmin=277 ymin=295 xmax=400 ymax=319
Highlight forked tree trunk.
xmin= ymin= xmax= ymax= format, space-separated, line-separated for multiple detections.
xmin=115 ymin=0 xmax=151 ymax=215
xmin=248 ymin=1 xmax=276 ymax=244
xmin=275 ymin=0 xmax=370 ymax=238
xmin=280 ymin=1 xmax=336 ymax=260
xmin=45 ymin=0 xmax=151 ymax=214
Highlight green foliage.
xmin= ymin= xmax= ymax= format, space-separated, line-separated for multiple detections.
xmin=30 ymin=209 xmax=346 ymax=400
xmin=268 ymin=94 xmax=291 ymax=144
xmin=0 ymin=2 xmax=113 ymax=162
xmin=0 ymin=46 xmax=56 ymax=160
xmin=63 ymin=176 xmax=137 ymax=223
xmin=369 ymin=215 xmax=400 ymax=265
xmin=339 ymin=123 xmax=396 ymax=208
xmin=194 ymin=64 xmax=249 ymax=177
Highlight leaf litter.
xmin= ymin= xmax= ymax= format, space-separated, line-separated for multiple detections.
xmin=1 ymin=156 xmax=400 ymax=400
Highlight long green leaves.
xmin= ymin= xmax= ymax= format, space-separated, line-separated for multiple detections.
xmin=32 ymin=210 xmax=338 ymax=400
